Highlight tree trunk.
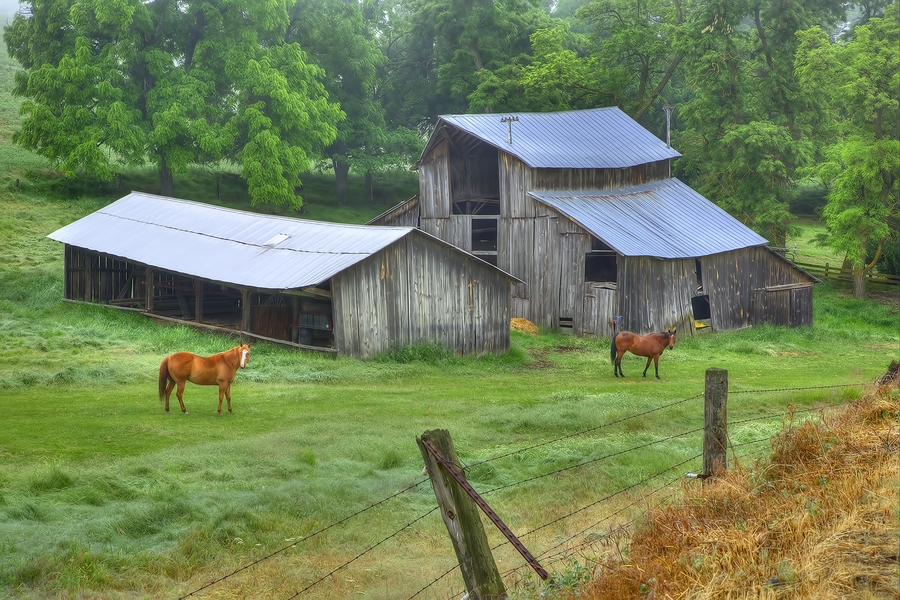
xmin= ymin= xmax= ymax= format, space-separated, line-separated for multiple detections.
xmin=852 ymin=262 xmax=866 ymax=299
xmin=159 ymin=155 xmax=174 ymax=196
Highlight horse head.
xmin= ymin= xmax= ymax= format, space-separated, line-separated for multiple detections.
xmin=239 ymin=344 xmax=251 ymax=368
xmin=665 ymin=328 xmax=677 ymax=350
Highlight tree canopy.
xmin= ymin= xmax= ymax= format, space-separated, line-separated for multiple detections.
xmin=5 ymin=0 xmax=343 ymax=208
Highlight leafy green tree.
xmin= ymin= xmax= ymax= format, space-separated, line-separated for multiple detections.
xmin=5 ymin=0 xmax=342 ymax=208
xmin=286 ymin=0 xmax=390 ymax=204
xmin=795 ymin=4 xmax=899 ymax=298
xmin=674 ymin=0 xmax=845 ymax=245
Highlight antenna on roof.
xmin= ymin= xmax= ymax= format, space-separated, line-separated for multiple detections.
xmin=663 ymin=104 xmax=674 ymax=148
xmin=500 ymin=116 xmax=519 ymax=145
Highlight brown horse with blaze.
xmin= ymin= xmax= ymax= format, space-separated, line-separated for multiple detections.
xmin=158 ymin=344 xmax=251 ymax=414
xmin=609 ymin=318 xmax=676 ymax=379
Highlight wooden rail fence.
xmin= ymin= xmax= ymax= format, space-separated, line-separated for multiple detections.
xmin=793 ymin=260 xmax=900 ymax=289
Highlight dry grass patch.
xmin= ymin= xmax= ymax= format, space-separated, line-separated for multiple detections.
xmin=583 ymin=388 xmax=900 ymax=599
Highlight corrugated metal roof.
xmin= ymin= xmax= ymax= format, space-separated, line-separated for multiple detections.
xmin=430 ymin=107 xmax=681 ymax=169
xmin=530 ymin=179 xmax=769 ymax=258
xmin=46 ymin=192 xmax=418 ymax=290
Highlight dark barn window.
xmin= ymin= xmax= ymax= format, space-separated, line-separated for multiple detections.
xmin=585 ymin=236 xmax=618 ymax=283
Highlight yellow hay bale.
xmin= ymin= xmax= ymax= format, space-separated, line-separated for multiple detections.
xmin=510 ymin=317 xmax=539 ymax=335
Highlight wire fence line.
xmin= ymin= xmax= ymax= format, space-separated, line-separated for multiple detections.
xmin=465 ymin=393 xmax=704 ymax=470
xmin=184 ymin=380 xmax=869 ymax=598
xmin=284 ymin=507 xmax=440 ymax=599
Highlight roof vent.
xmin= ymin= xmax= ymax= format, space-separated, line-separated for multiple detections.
xmin=264 ymin=233 xmax=290 ymax=246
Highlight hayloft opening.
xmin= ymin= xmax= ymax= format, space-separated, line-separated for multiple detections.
xmin=585 ymin=236 xmax=618 ymax=283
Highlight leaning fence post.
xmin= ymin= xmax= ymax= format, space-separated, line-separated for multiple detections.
xmin=703 ymin=368 xmax=728 ymax=478
xmin=417 ymin=429 xmax=506 ymax=600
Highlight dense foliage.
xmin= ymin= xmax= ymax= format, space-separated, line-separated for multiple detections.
xmin=3 ymin=0 xmax=898 ymax=293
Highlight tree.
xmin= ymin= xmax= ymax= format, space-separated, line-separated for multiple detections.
xmin=286 ymin=0 xmax=389 ymax=204
xmin=5 ymin=0 xmax=342 ymax=208
xmin=674 ymin=0 xmax=845 ymax=245
xmin=795 ymin=4 xmax=900 ymax=298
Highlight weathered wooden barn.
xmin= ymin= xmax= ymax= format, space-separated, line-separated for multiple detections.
xmin=48 ymin=192 xmax=517 ymax=358
xmin=371 ymin=107 xmax=818 ymax=335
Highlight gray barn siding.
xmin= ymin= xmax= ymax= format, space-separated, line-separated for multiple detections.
xmin=500 ymin=217 xmax=534 ymax=304
xmin=619 ymin=256 xmax=696 ymax=335
xmin=332 ymin=235 xmax=510 ymax=358
xmin=582 ymin=285 xmax=618 ymax=336
xmin=703 ymin=246 xmax=815 ymax=330
xmin=419 ymin=139 xmax=450 ymax=219
xmin=500 ymin=152 xmax=530 ymax=218
xmin=421 ymin=216 xmax=472 ymax=252
xmin=369 ymin=196 xmax=420 ymax=227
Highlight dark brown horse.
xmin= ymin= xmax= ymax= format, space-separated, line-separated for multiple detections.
xmin=158 ymin=345 xmax=251 ymax=414
xmin=609 ymin=319 xmax=676 ymax=379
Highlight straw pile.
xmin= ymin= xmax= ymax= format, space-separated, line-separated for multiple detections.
xmin=511 ymin=318 xmax=539 ymax=335
xmin=583 ymin=388 xmax=900 ymax=599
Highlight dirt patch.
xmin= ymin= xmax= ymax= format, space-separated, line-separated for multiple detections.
xmin=555 ymin=346 xmax=582 ymax=353
xmin=524 ymin=349 xmax=554 ymax=370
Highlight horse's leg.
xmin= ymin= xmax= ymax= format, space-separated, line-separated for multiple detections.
xmin=165 ymin=380 xmax=176 ymax=413
xmin=225 ymin=383 xmax=233 ymax=414
xmin=217 ymin=383 xmax=226 ymax=415
xmin=615 ymin=350 xmax=625 ymax=377
xmin=642 ymin=357 xmax=652 ymax=377
xmin=654 ymin=356 xmax=661 ymax=379
xmin=175 ymin=381 xmax=188 ymax=414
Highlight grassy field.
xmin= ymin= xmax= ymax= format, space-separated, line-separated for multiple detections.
xmin=1 ymin=190 xmax=898 ymax=599
xmin=1 ymin=35 xmax=898 ymax=599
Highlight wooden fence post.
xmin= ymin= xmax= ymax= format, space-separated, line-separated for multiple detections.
xmin=703 ymin=368 xmax=728 ymax=477
xmin=417 ymin=429 xmax=506 ymax=600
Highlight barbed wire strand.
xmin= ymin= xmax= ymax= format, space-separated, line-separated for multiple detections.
xmin=179 ymin=478 xmax=430 ymax=598
xmin=480 ymin=427 xmax=704 ymax=498
xmin=528 ymin=475 xmax=686 ymax=568
xmin=286 ymin=506 xmax=440 ymax=599
xmin=409 ymin=454 xmax=700 ymax=600
xmin=466 ymin=393 xmax=704 ymax=469
xmin=728 ymin=382 xmax=867 ymax=394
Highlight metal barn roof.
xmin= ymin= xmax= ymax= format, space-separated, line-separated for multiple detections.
xmin=425 ymin=107 xmax=681 ymax=169
xmin=530 ymin=178 xmax=769 ymax=259
xmin=47 ymin=192 xmax=460 ymax=290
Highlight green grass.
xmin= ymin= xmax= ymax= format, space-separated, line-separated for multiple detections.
xmin=785 ymin=217 xmax=843 ymax=267
xmin=1 ymin=31 xmax=897 ymax=598
xmin=1 ymin=191 xmax=897 ymax=598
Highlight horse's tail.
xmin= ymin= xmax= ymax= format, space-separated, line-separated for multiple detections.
xmin=158 ymin=357 xmax=169 ymax=402
xmin=610 ymin=332 xmax=618 ymax=365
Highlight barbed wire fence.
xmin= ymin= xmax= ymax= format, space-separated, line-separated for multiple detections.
xmin=177 ymin=378 xmax=870 ymax=599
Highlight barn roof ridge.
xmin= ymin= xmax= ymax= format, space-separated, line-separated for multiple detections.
xmin=421 ymin=106 xmax=682 ymax=169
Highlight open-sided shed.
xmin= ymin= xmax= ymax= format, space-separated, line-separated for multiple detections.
xmin=48 ymin=192 xmax=517 ymax=358
xmin=371 ymin=107 xmax=819 ymax=335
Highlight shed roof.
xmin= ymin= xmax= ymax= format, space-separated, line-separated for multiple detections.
xmin=423 ymin=107 xmax=681 ymax=169
xmin=48 ymin=192 xmax=516 ymax=290
xmin=530 ymin=178 xmax=769 ymax=259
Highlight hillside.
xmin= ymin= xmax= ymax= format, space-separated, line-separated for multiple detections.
xmin=582 ymin=387 xmax=900 ymax=599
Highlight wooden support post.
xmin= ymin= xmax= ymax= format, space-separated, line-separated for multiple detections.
xmin=703 ymin=368 xmax=728 ymax=477
xmin=145 ymin=266 xmax=154 ymax=313
xmin=417 ymin=429 xmax=506 ymax=600
xmin=241 ymin=289 xmax=252 ymax=333
xmin=195 ymin=281 xmax=204 ymax=323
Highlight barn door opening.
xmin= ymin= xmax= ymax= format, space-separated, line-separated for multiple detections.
xmin=472 ymin=217 xmax=498 ymax=266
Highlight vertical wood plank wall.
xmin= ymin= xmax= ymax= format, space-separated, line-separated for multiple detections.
xmin=619 ymin=256 xmax=696 ymax=335
xmin=332 ymin=235 xmax=511 ymax=359
xmin=419 ymin=139 xmax=450 ymax=219
xmin=703 ymin=247 xmax=816 ymax=330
